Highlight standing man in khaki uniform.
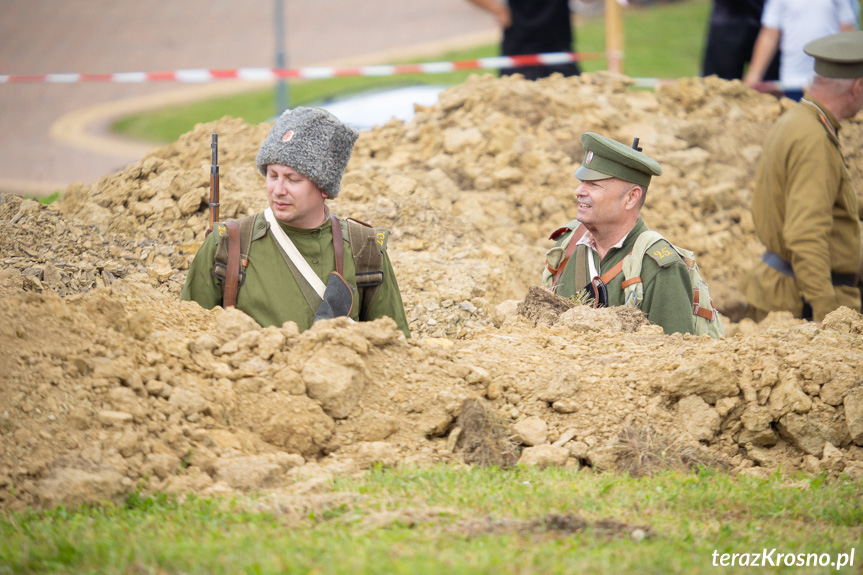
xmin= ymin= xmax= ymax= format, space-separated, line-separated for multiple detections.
xmin=742 ymin=31 xmax=863 ymax=323
xmin=543 ymin=132 xmax=703 ymax=335
xmin=182 ymin=107 xmax=410 ymax=337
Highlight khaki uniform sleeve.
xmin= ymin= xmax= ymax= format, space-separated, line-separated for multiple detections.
xmin=782 ymin=134 xmax=843 ymax=322
xmin=641 ymin=250 xmax=696 ymax=335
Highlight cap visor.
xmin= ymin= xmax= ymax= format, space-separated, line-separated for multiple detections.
xmin=575 ymin=165 xmax=613 ymax=181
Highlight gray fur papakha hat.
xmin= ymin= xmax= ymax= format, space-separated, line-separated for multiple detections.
xmin=575 ymin=132 xmax=662 ymax=188
xmin=256 ymin=107 xmax=359 ymax=198
xmin=804 ymin=31 xmax=863 ymax=79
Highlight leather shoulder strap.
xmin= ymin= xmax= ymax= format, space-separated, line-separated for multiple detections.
xmin=552 ymin=224 xmax=586 ymax=288
xmin=223 ymin=220 xmax=241 ymax=308
xmin=331 ymin=214 xmax=344 ymax=277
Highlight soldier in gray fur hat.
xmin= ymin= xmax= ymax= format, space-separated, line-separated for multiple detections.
xmin=256 ymin=106 xmax=358 ymax=200
xmin=182 ymin=107 xmax=410 ymax=337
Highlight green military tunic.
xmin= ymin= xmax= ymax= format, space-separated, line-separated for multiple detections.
xmin=741 ymin=95 xmax=862 ymax=322
xmin=181 ymin=213 xmax=411 ymax=337
xmin=549 ymin=217 xmax=696 ymax=335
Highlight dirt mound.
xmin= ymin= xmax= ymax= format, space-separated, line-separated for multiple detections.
xmin=2 ymin=73 xmax=863 ymax=511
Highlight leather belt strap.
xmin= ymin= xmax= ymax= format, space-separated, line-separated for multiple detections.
xmin=224 ymin=220 xmax=241 ymax=308
xmin=761 ymin=250 xmax=795 ymax=277
xmin=621 ymin=276 xmax=641 ymax=289
xmin=330 ymin=214 xmax=344 ymax=277
xmin=762 ymin=250 xmax=859 ymax=287
xmin=582 ymin=253 xmax=629 ymax=308
xmin=693 ymin=289 xmax=716 ymax=320
xmin=598 ymin=256 xmax=626 ymax=285
xmin=833 ymin=273 xmax=860 ymax=288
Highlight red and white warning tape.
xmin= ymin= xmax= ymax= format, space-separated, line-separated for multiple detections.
xmin=0 ymin=52 xmax=603 ymax=84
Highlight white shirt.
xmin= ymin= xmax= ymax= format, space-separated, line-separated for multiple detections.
xmin=576 ymin=229 xmax=630 ymax=281
xmin=761 ymin=0 xmax=857 ymax=88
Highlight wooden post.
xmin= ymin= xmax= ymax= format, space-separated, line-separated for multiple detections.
xmin=604 ymin=0 xmax=624 ymax=74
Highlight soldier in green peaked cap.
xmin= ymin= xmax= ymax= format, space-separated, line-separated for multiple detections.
xmin=742 ymin=31 xmax=863 ymax=324
xmin=804 ymin=30 xmax=863 ymax=79
xmin=542 ymin=132 xmax=713 ymax=336
xmin=575 ymin=132 xmax=662 ymax=188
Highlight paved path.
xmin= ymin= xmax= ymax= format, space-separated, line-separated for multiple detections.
xmin=0 ymin=0 xmax=496 ymax=196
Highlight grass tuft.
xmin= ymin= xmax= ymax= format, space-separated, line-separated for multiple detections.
xmin=610 ymin=425 xmax=727 ymax=477
xmin=456 ymin=398 xmax=521 ymax=469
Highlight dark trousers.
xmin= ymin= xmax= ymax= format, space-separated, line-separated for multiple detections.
xmin=702 ymin=22 xmax=780 ymax=81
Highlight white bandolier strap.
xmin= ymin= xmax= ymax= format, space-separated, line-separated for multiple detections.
xmin=263 ymin=207 xmax=326 ymax=299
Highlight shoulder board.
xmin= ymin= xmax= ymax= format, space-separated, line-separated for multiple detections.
xmin=215 ymin=214 xmax=266 ymax=241
xmin=341 ymin=216 xmax=390 ymax=251
xmin=548 ymin=219 xmax=582 ymax=240
xmin=251 ymin=213 xmax=269 ymax=241
xmin=214 ymin=222 xmax=228 ymax=239
xmin=375 ymin=229 xmax=390 ymax=251
xmin=644 ymin=239 xmax=681 ymax=268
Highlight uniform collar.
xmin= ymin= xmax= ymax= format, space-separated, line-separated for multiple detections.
xmin=575 ymin=216 xmax=645 ymax=254
xmin=275 ymin=206 xmax=333 ymax=235
xmin=801 ymin=95 xmax=841 ymax=142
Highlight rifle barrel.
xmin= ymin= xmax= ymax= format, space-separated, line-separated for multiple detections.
xmin=207 ymin=133 xmax=220 ymax=236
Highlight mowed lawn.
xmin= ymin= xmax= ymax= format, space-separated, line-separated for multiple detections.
xmin=1 ymin=465 xmax=861 ymax=574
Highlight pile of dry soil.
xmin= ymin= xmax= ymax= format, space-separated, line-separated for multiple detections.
xmin=2 ymin=73 xmax=862 ymax=511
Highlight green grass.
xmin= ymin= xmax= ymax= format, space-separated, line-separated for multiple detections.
xmin=2 ymin=464 xmax=860 ymax=574
xmin=27 ymin=191 xmax=61 ymax=205
xmin=112 ymin=0 xmax=712 ymax=143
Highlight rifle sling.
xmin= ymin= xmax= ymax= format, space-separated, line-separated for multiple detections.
xmin=223 ymin=220 xmax=241 ymax=308
xmin=331 ymin=214 xmax=344 ymax=277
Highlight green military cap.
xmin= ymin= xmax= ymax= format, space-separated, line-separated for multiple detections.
xmin=575 ymin=132 xmax=662 ymax=188
xmin=804 ymin=30 xmax=863 ymax=79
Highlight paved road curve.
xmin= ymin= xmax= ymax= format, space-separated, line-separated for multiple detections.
xmin=0 ymin=0 xmax=495 ymax=195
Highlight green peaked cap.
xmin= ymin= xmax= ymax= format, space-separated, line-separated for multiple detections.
xmin=575 ymin=132 xmax=662 ymax=187
xmin=804 ymin=30 xmax=863 ymax=79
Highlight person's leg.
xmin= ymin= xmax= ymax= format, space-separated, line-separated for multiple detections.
xmin=703 ymin=23 xmax=748 ymax=79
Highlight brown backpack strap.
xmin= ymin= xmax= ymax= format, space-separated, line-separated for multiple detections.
xmin=330 ymin=214 xmax=344 ymax=277
xmin=343 ymin=218 xmax=385 ymax=320
xmin=598 ymin=256 xmax=627 ymax=285
xmin=211 ymin=214 xmax=261 ymax=307
xmin=223 ymin=220 xmax=241 ymax=308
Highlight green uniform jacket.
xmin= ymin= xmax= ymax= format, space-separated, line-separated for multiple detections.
xmin=181 ymin=214 xmax=411 ymax=337
xmin=742 ymin=95 xmax=862 ymax=323
xmin=549 ymin=217 xmax=696 ymax=335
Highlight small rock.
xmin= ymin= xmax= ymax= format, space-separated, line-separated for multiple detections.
xmin=513 ymin=416 xmax=548 ymax=446
xmin=97 ymin=411 xmax=133 ymax=426
xmin=517 ymin=444 xmax=569 ymax=468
